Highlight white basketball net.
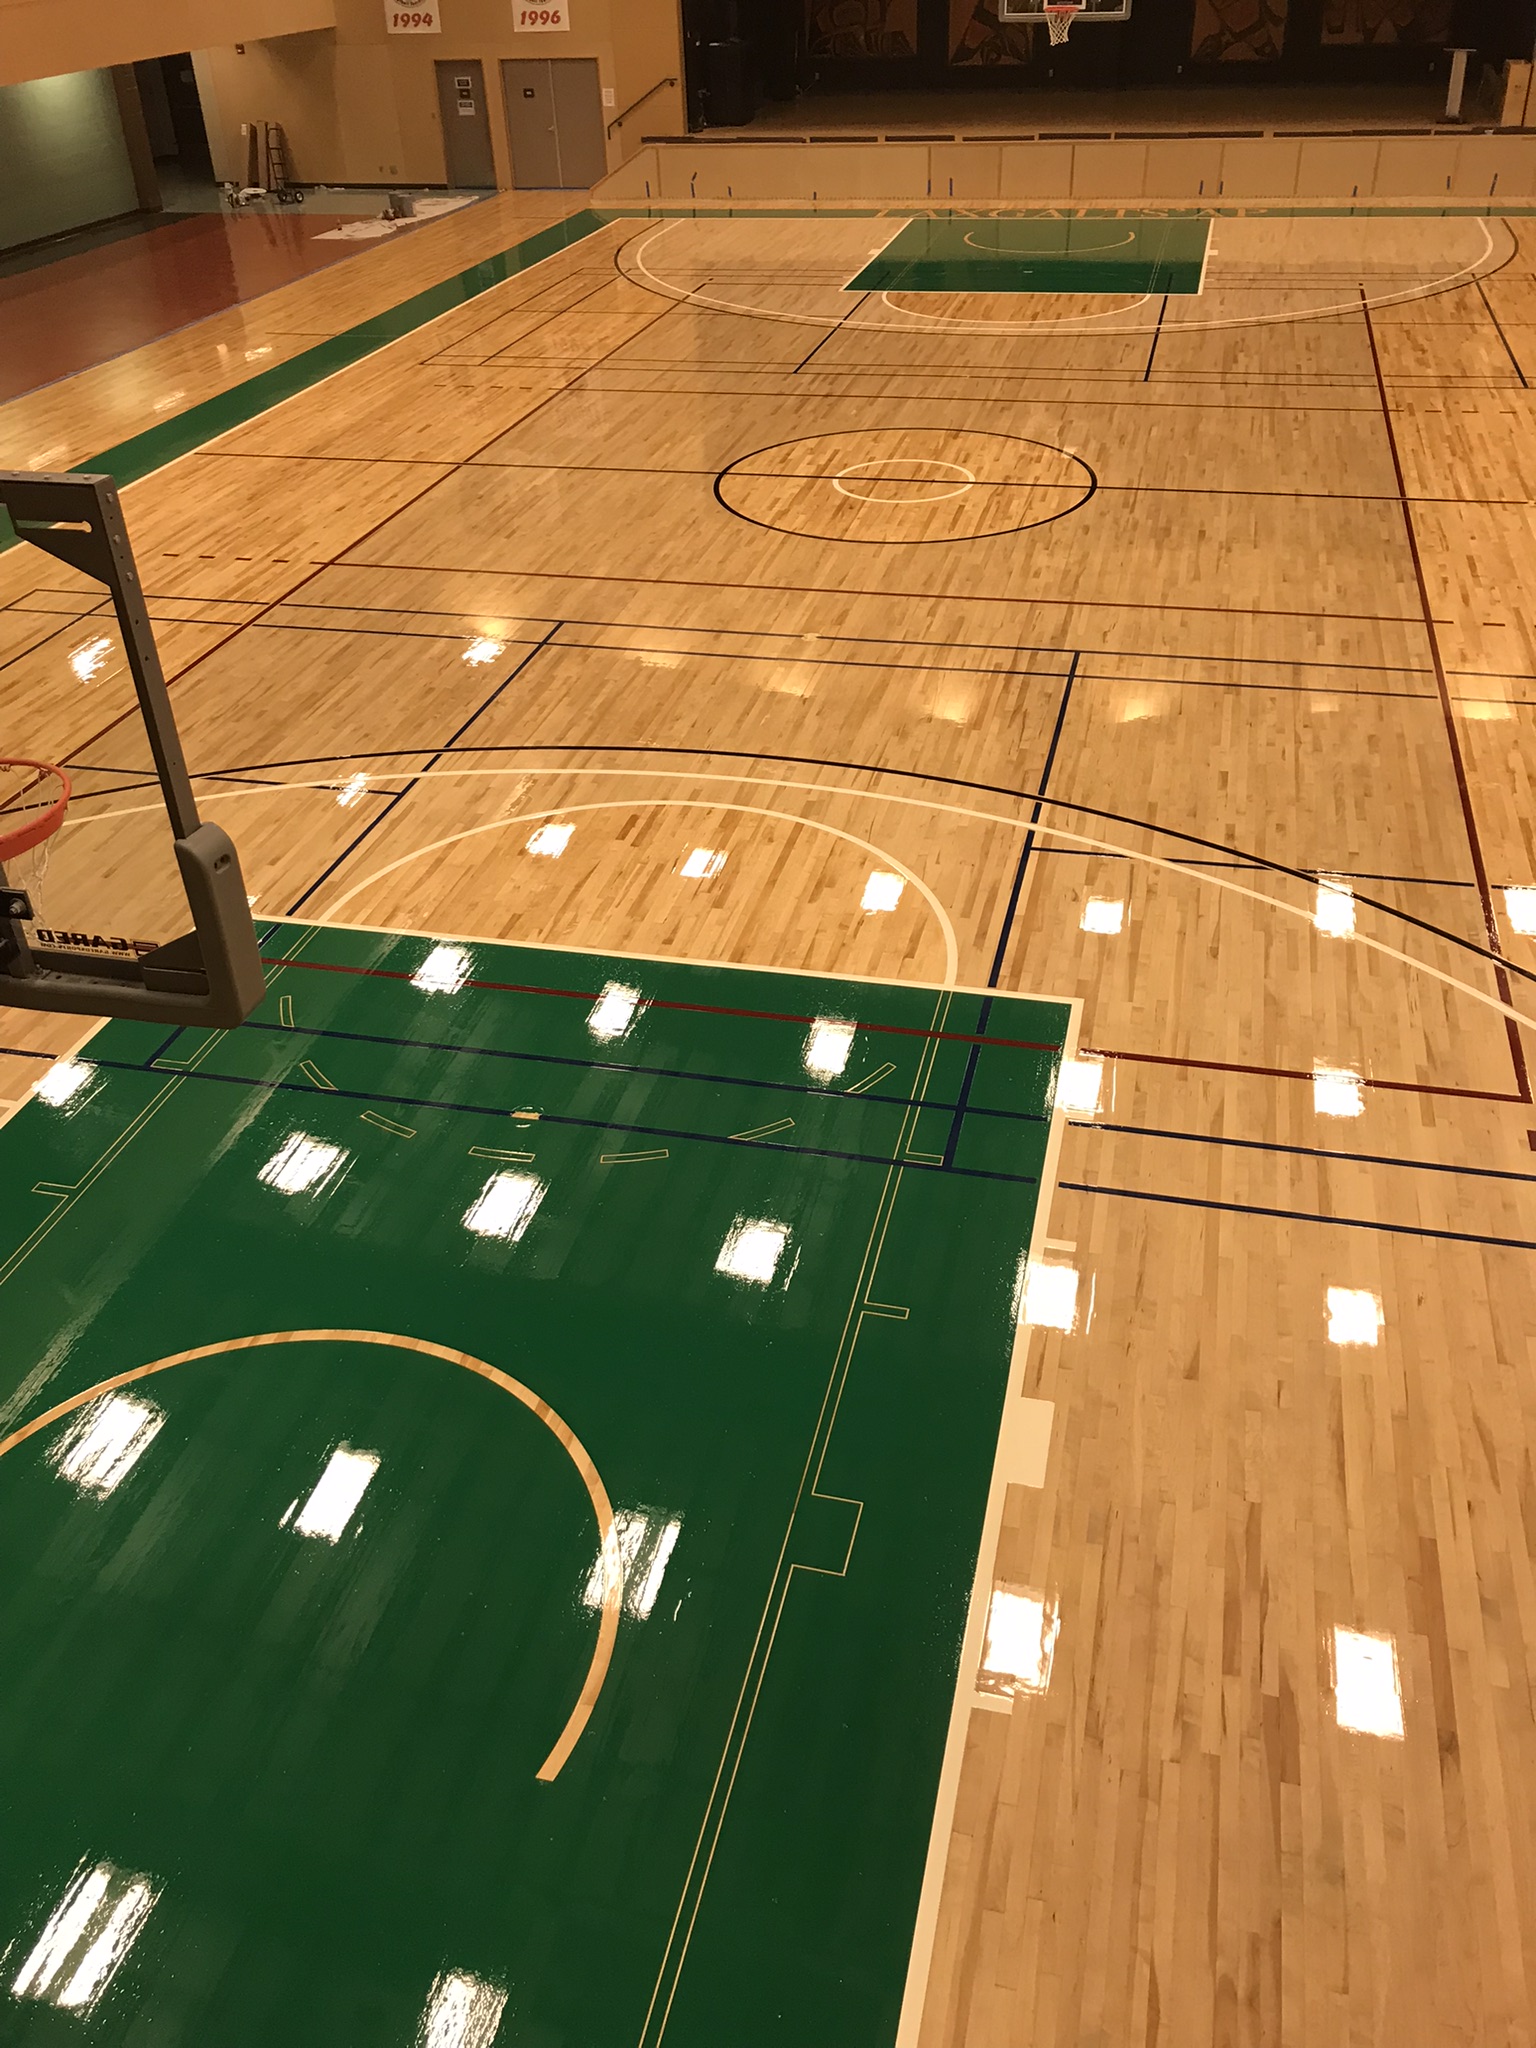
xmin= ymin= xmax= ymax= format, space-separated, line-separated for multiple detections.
xmin=1045 ymin=5 xmax=1080 ymax=41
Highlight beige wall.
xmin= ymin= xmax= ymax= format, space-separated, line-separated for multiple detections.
xmin=195 ymin=0 xmax=684 ymax=190
xmin=0 ymin=0 xmax=336 ymax=91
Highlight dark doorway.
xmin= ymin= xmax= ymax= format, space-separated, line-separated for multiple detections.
xmin=134 ymin=54 xmax=213 ymax=181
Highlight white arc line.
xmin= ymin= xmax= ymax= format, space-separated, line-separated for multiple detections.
xmin=73 ymin=765 xmax=1534 ymax=1033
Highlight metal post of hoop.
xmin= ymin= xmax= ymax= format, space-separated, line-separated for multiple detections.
xmin=0 ymin=470 xmax=265 ymax=1028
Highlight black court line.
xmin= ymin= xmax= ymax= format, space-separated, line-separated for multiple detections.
xmin=58 ymin=730 xmax=1518 ymax=1011
xmin=200 ymin=742 xmax=1536 ymax=998
xmin=446 ymin=455 xmax=1524 ymax=510
xmin=1085 ymin=1117 xmax=1536 ymax=1186
xmin=100 ymin=1052 xmax=1043 ymax=1189
xmin=1475 ymin=276 xmax=1529 ymax=387
xmin=1062 ymin=1177 xmax=1536 ymax=1253
xmin=282 ymin=623 xmax=563 ymax=917
xmin=1362 ymin=291 xmax=1532 ymax=1104
xmin=207 ymin=595 xmax=1443 ymax=680
xmin=792 ymin=288 xmax=873 ymax=374
xmin=327 ymin=557 xmax=1430 ymax=630
xmin=941 ymin=653 xmax=1079 ymax=1173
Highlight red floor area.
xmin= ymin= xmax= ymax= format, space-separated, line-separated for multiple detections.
xmin=0 ymin=211 xmax=389 ymax=405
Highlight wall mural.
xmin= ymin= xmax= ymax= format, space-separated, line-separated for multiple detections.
xmin=949 ymin=0 xmax=1037 ymax=65
xmin=1189 ymin=0 xmax=1290 ymax=60
xmin=1320 ymin=0 xmax=1451 ymax=42
xmin=806 ymin=0 xmax=919 ymax=58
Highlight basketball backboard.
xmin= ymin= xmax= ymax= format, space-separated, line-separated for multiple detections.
xmin=997 ymin=0 xmax=1132 ymax=18
xmin=0 ymin=470 xmax=265 ymax=1027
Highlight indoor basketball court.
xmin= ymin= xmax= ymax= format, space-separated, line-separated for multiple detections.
xmin=3 ymin=1 xmax=1536 ymax=2039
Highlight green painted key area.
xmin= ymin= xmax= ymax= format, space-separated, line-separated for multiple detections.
xmin=0 ymin=923 xmax=1070 ymax=2046
xmin=848 ymin=214 xmax=1211 ymax=294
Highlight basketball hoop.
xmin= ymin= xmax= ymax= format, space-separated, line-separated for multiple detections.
xmin=1044 ymin=2 xmax=1082 ymax=40
xmin=0 ymin=759 xmax=71 ymax=927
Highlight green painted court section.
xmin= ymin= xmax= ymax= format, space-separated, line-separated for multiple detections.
xmin=0 ymin=923 xmax=1070 ymax=2045
xmin=848 ymin=215 xmax=1210 ymax=295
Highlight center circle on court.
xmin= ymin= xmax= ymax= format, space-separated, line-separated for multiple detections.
xmin=715 ymin=429 xmax=1095 ymax=544
xmin=831 ymin=457 xmax=976 ymax=505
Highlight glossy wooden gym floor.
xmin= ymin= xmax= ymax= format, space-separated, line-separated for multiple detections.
xmin=4 ymin=191 xmax=1536 ymax=2045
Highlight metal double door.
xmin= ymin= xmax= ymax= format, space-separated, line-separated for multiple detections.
xmin=501 ymin=58 xmax=606 ymax=189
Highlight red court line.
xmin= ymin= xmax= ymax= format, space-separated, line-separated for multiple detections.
xmin=260 ymin=954 xmax=1062 ymax=1052
xmin=1086 ymin=1043 xmax=1523 ymax=1104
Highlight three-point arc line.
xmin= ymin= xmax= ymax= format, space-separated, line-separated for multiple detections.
xmin=0 ymin=1328 xmax=620 ymax=1783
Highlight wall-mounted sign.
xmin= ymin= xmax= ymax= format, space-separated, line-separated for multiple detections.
xmin=514 ymin=2 xmax=568 ymax=29
xmin=385 ymin=2 xmax=440 ymax=30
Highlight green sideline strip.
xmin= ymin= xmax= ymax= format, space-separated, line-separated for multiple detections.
xmin=0 ymin=208 xmax=608 ymax=552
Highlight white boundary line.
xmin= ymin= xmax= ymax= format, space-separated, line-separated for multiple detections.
xmin=65 ymin=764 xmax=1536 ymax=1034
xmin=622 ymin=213 xmax=1505 ymax=339
xmin=894 ymin=995 xmax=1084 ymax=2048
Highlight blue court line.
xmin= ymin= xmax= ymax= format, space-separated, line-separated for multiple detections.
xmin=178 ymin=1015 xmax=1054 ymax=1126
xmin=90 ymin=1055 xmax=1043 ymax=1188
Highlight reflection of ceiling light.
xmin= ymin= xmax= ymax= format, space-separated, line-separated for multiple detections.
xmin=588 ymin=982 xmax=639 ymax=1040
xmin=292 ymin=1446 xmax=378 ymax=1542
xmin=51 ymin=1394 xmax=163 ymax=1498
xmin=527 ymin=822 xmax=573 ymax=858
xmin=979 ymin=1587 xmax=1058 ymax=1697
xmin=805 ymin=1018 xmax=855 ymax=1080
xmin=243 ymin=345 xmax=273 ymax=361
xmin=1314 ymin=879 xmax=1356 ymax=937
xmin=462 ymin=637 xmax=504 ymax=667
xmin=292 ymin=1446 xmax=379 ymax=1542
xmin=334 ymin=772 xmax=369 ymax=807
xmin=582 ymin=1508 xmax=683 ymax=1619
xmin=33 ymin=1059 xmax=93 ymax=1107
xmin=1080 ymin=897 xmax=1124 ymax=935
xmin=680 ymin=846 xmax=726 ymax=880
xmin=258 ymin=1133 xmax=347 ymax=1196
xmin=417 ymin=1969 xmax=508 ymax=2048
xmin=637 ymin=651 xmax=683 ymax=670
xmin=463 ymin=1170 xmax=544 ymax=1243
xmin=1313 ymin=1065 xmax=1364 ymax=1117
xmin=12 ymin=1862 xmax=158 ymax=2014
xmin=1504 ymin=886 xmax=1536 ymax=935
xmin=412 ymin=944 xmax=471 ymax=994
xmin=716 ymin=1217 xmax=789 ymax=1285
xmin=1054 ymin=1057 xmax=1103 ymax=1117
xmin=1326 ymin=1286 xmax=1382 ymax=1346
xmin=1020 ymin=1260 xmax=1079 ymax=1332
xmin=1333 ymin=1627 xmax=1404 ymax=1738
xmin=1460 ymin=698 xmax=1513 ymax=720
xmin=68 ymin=635 xmax=112 ymax=683
xmin=151 ymin=390 xmax=187 ymax=414
xmin=861 ymin=870 xmax=904 ymax=914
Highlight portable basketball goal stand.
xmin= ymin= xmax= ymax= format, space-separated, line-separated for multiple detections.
xmin=998 ymin=0 xmax=1131 ymax=40
xmin=0 ymin=470 xmax=266 ymax=1028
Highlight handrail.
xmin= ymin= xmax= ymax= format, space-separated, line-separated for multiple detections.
xmin=607 ymin=76 xmax=678 ymax=137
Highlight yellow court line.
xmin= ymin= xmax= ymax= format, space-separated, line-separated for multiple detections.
xmin=844 ymin=1062 xmax=897 ymax=1095
xmin=729 ymin=1117 xmax=794 ymax=1142
xmin=0 ymin=1328 xmax=620 ymax=1783
xmin=600 ymin=1148 xmax=669 ymax=1164
xmin=360 ymin=1111 xmax=415 ymax=1137
xmin=469 ymin=1145 xmax=537 ymax=1162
